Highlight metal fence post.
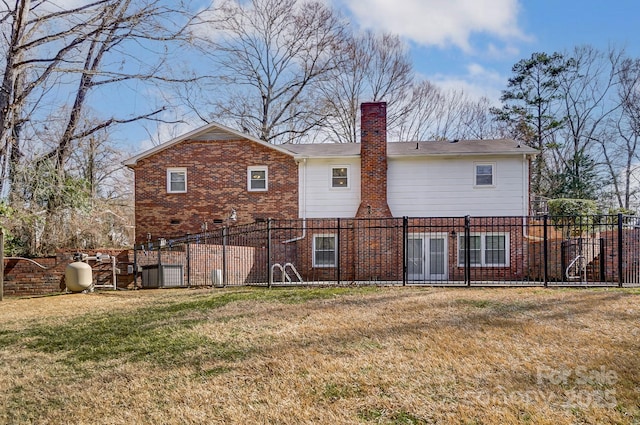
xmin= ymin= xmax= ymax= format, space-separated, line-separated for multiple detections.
xmin=157 ymin=239 xmax=163 ymax=288
xmin=185 ymin=233 xmax=191 ymax=287
xmin=133 ymin=243 xmax=138 ymax=289
xmin=543 ymin=214 xmax=549 ymax=287
xmin=267 ymin=218 xmax=272 ymax=288
xmin=222 ymin=226 xmax=228 ymax=286
xmin=337 ymin=218 xmax=341 ymax=285
xmin=618 ymin=213 xmax=624 ymax=287
xmin=402 ymin=216 xmax=408 ymax=286
xmin=465 ymin=215 xmax=471 ymax=286
xmin=599 ymin=237 xmax=605 ymax=283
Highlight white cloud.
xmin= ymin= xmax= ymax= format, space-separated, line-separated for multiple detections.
xmin=430 ymin=63 xmax=504 ymax=103
xmin=337 ymin=0 xmax=527 ymax=52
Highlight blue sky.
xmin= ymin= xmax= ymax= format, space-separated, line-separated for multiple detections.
xmin=331 ymin=0 xmax=640 ymax=102
xmin=127 ymin=0 xmax=640 ymax=151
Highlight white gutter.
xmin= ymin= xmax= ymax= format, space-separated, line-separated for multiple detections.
xmin=284 ymin=158 xmax=307 ymax=243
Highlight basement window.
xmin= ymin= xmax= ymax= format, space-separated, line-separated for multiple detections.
xmin=248 ymin=166 xmax=268 ymax=191
xmin=313 ymin=234 xmax=336 ymax=267
xmin=458 ymin=233 xmax=509 ymax=267
xmin=167 ymin=168 xmax=187 ymax=193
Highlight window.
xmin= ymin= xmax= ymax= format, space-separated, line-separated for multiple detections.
xmin=458 ymin=233 xmax=509 ymax=266
xmin=167 ymin=168 xmax=187 ymax=193
xmin=331 ymin=166 xmax=349 ymax=189
xmin=475 ymin=163 xmax=494 ymax=186
xmin=313 ymin=234 xmax=336 ymax=267
xmin=248 ymin=166 xmax=268 ymax=191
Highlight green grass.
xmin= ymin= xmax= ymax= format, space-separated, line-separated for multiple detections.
xmin=11 ymin=287 xmax=373 ymax=366
xmin=2 ymin=286 xmax=638 ymax=424
xmin=359 ymin=408 xmax=428 ymax=424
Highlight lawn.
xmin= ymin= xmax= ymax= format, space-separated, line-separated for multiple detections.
xmin=0 ymin=286 xmax=638 ymax=424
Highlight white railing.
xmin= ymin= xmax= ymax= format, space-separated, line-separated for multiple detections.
xmin=270 ymin=262 xmax=303 ymax=285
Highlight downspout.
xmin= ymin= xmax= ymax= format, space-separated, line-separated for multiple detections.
xmin=522 ymin=153 xmax=540 ymax=240
xmin=284 ymin=158 xmax=307 ymax=243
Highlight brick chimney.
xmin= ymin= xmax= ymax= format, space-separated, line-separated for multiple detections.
xmin=356 ymin=102 xmax=392 ymax=218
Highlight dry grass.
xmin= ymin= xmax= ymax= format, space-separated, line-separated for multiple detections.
xmin=0 ymin=286 xmax=639 ymax=424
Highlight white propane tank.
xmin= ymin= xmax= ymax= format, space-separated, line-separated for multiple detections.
xmin=65 ymin=261 xmax=93 ymax=292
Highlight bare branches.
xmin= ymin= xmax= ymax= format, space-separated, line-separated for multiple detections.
xmin=189 ymin=0 xmax=347 ymax=143
xmin=319 ymin=30 xmax=413 ymax=143
xmin=0 ymin=0 xmax=193 ymax=254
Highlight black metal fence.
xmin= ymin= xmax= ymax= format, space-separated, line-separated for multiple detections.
xmin=133 ymin=214 xmax=640 ymax=288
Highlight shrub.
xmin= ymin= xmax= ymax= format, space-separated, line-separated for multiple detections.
xmin=547 ymin=198 xmax=600 ymax=238
xmin=547 ymin=198 xmax=599 ymax=217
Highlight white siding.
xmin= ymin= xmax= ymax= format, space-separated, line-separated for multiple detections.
xmin=387 ymin=156 xmax=529 ymax=217
xmin=300 ymin=158 xmax=361 ymax=218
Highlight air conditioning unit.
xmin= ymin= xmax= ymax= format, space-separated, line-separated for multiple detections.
xmin=141 ymin=264 xmax=185 ymax=288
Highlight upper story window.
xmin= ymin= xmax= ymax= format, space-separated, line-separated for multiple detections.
xmin=248 ymin=166 xmax=268 ymax=191
xmin=331 ymin=166 xmax=349 ymax=189
xmin=475 ymin=163 xmax=495 ymax=187
xmin=167 ymin=168 xmax=187 ymax=193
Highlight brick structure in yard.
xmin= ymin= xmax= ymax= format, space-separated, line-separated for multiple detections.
xmin=3 ymin=249 xmax=134 ymax=297
xmin=130 ymin=138 xmax=298 ymax=244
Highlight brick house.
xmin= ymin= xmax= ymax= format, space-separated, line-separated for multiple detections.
xmin=125 ymin=102 xmax=538 ymax=282
xmin=124 ymin=124 xmax=300 ymax=242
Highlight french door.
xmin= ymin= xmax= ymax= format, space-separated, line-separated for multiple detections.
xmin=408 ymin=234 xmax=448 ymax=281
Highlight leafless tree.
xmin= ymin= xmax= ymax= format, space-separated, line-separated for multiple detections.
xmin=190 ymin=0 xmax=347 ymax=144
xmin=551 ymin=45 xmax=626 ymax=199
xmin=393 ymin=82 xmax=501 ymax=142
xmin=0 ymin=0 xmax=193 ymax=254
xmin=599 ymin=57 xmax=640 ymax=210
xmin=393 ymin=80 xmax=444 ymax=141
xmin=320 ymin=30 xmax=413 ymax=143
xmin=458 ymin=96 xmax=505 ymax=140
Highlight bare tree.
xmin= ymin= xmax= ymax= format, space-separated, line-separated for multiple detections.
xmin=600 ymin=57 xmax=640 ymax=210
xmin=1 ymin=0 xmax=191 ymax=192
xmin=319 ymin=30 xmax=413 ymax=143
xmin=553 ymin=46 xmax=625 ymax=199
xmin=0 ymin=0 xmax=114 ymax=194
xmin=458 ymin=96 xmax=504 ymax=140
xmin=393 ymin=80 xmax=445 ymax=141
xmin=0 ymin=0 xmax=193 ymax=254
xmin=393 ymin=82 xmax=501 ymax=142
xmin=190 ymin=0 xmax=347 ymax=144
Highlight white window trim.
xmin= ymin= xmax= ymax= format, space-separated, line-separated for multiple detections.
xmin=330 ymin=165 xmax=350 ymax=189
xmin=166 ymin=167 xmax=187 ymax=193
xmin=474 ymin=162 xmax=496 ymax=188
xmin=247 ymin=166 xmax=268 ymax=192
xmin=458 ymin=232 xmax=510 ymax=267
xmin=313 ymin=233 xmax=337 ymax=268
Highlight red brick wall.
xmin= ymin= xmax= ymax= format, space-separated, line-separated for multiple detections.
xmin=132 ymin=138 xmax=299 ymax=243
xmin=2 ymin=257 xmax=62 ymax=296
xmin=2 ymin=250 xmax=135 ymax=297
xmin=356 ymin=102 xmax=392 ymax=218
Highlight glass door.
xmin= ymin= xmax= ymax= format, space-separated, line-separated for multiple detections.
xmin=408 ymin=234 xmax=448 ymax=281
xmin=408 ymin=236 xmax=424 ymax=280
